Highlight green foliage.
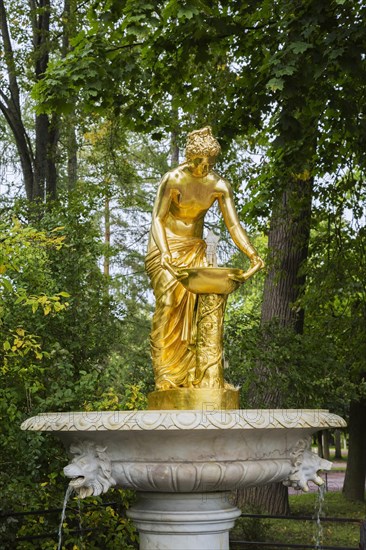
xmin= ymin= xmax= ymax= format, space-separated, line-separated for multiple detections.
xmin=28 ymin=0 xmax=366 ymax=243
xmin=0 ymin=190 xmax=150 ymax=544
xmin=223 ymin=165 xmax=366 ymax=414
xmin=226 ymin=316 xmax=353 ymax=411
xmin=232 ymin=491 xmax=366 ymax=547
xmin=3 ymin=485 xmax=138 ymax=549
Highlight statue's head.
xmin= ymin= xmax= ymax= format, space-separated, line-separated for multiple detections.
xmin=185 ymin=127 xmax=221 ymax=161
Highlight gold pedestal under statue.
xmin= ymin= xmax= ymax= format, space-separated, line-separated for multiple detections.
xmin=147 ymin=388 xmax=239 ymax=410
xmin=145 ymin=127 xmax=264 ymax=410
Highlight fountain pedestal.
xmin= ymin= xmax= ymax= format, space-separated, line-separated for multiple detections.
xmin=21 ymin=408 xmax=345 ymax=550
xmin=128 ymin=492 xmax=240 ymax=550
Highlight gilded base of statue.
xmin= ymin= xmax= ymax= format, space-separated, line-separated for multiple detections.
xmin=147 ymin=387 xmax=239 ymax=410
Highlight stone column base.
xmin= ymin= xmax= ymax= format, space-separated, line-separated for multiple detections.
xmin=127 ymin=492 xmax=241 ymax=550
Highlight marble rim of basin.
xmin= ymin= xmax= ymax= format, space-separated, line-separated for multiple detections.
xmin=21 ymin=409 xmax=346 ymax=497
xmin=176 ymin=267 xmax=244 ymax=294
xmin=21 ymin=408 xmax=344 ymax=432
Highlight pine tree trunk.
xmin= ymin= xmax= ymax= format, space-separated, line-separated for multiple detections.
xmin=343 ymin=400 xmax=366 ymax=501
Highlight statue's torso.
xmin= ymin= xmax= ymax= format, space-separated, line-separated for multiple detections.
xmin=149 ymin=167 xmax=224 ymax=247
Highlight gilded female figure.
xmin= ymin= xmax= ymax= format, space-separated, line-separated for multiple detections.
xmin=145 ymin=127 xmax=263 ymax=392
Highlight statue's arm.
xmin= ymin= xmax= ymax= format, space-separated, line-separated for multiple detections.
xmin=217 ymin=178 xmax=264 ymax=274
xmin=151 ymin=174 xmax=173 ymax=269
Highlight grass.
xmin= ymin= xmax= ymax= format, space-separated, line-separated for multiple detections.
xmin=230 ymin=492 xmax=366 ymax=549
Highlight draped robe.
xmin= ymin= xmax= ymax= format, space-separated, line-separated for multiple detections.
xmin=145 ymin=237 xmax=206 ymax=389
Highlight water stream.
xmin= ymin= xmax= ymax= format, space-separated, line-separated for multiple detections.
xmin=77 ymin=496 xmax=84 ymax=549
xmin=314 ymin=483 xmax=325 ymax=549
xmin=57 ymin=484 xmax=74 ymax=550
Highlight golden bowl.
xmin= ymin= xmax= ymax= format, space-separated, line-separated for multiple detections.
xmin=177 ymin=267 xmax=244 ymax=295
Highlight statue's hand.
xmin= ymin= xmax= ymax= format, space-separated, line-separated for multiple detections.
xmin=161 ymin=252 xmax=173 ymax=270
xmin=161 ymin=254 xmax=188 ymax=280
xmin=228 ymin=255 xmax=265 ymax=283
xmin=250 ymin=254 xmax=265 ymax=271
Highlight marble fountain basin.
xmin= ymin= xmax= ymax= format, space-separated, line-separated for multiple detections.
xmin=21 ymin=408 xmax=345 ymax=498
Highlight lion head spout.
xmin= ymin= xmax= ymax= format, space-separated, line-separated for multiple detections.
xmin=64 ymin=441 xmax=116 ymax=498
xmin=283 ymin=438 xmax=332 ymax=492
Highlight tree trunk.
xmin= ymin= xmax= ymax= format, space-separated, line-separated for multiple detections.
xmin=33 ymin=0 xmax=58 ymax=201
xmin=47 ymin=115 xmax=59 ymax=199
xmin=235 ymin=483 xmax=290 ymax=516
xmin=170 ymin=108 xmax=179 ymax=167
xmin=260 ymin=177 xmax=313 ymax=332
xmin=62 ymin=0 xmax=78 ymax=191
xmin=34 ymin=114 xmax=49 ymax=200
xmin=343 ymin=400 xmax=366 ymax=501
xmin=104 ymin=195 xmax=111 ymax=279
xmin=1 ymin=0 xmax=60 ymax=201
xmin=317 ymin=431 xmax=324 ymax=458
xmin=0 ymin=0 xmax=35 ymax=199
xmin=66 ymin=119 xmax=78 ymax=191
xmin=0 ymin=98 xmax=35 ymax=200
xmin=237 ymin=175 xmax=313 ymax=515
xmin=322 ymin=430 xmax=330 ymax=461
xmin=334 ymin=430 xmax=342 ymax=460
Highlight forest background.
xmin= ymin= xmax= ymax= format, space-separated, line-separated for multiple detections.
xmin=1 ymin=0 xmax=366 ymax=547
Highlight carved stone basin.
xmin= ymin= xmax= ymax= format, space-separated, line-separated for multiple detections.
xmin=21 ymin=409 xmax=345 ymax=550
xmin=22 ymin=409 xmax=345 ymax=495
xmin=177 ymin=267 xmax=244 ymax=294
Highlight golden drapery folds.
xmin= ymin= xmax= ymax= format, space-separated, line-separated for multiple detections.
xmin=145 ymin=237 xmax=206 ymax=390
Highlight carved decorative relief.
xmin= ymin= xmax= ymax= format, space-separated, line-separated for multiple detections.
xmin=21 ymin=409 xmax=346 ymax=433
xmin=64 ymin=436 xmax=333 ymax=498
xmin=195 ymin=294 xmax=227 ymax=388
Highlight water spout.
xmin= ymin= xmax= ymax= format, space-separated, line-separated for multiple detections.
xmin=57 ymin=484 xmax=74 ymax=550
xmin=314 ymin=483 xmax=325 ymax=549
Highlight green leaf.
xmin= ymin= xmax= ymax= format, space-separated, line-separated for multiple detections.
xmin=3 ymin=341 xmax=11 ymax=351
xmin=177 ymin=7 xmax=197 ymax=19
xmin=290 ymin=42 xmax=311 ymax=54
xmin=266 ymin=77 xmax=284 ymax=91
xmin=275 ymin=66 xmax=296 ymax=77
xmin=1 ymin=278 xmax=13 ymax=292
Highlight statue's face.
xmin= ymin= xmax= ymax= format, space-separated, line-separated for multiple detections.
xmin=191 ymin=156 xmax=216 ymax=176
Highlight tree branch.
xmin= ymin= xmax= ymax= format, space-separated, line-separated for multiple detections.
xmin=105 ymin=42 xmax=144 ymax=53
xmin=0 ymin=0 xmax=21 ymax=114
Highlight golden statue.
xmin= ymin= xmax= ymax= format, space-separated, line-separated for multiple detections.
xmin=145 ymin=127 xmax=264 ymax=410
